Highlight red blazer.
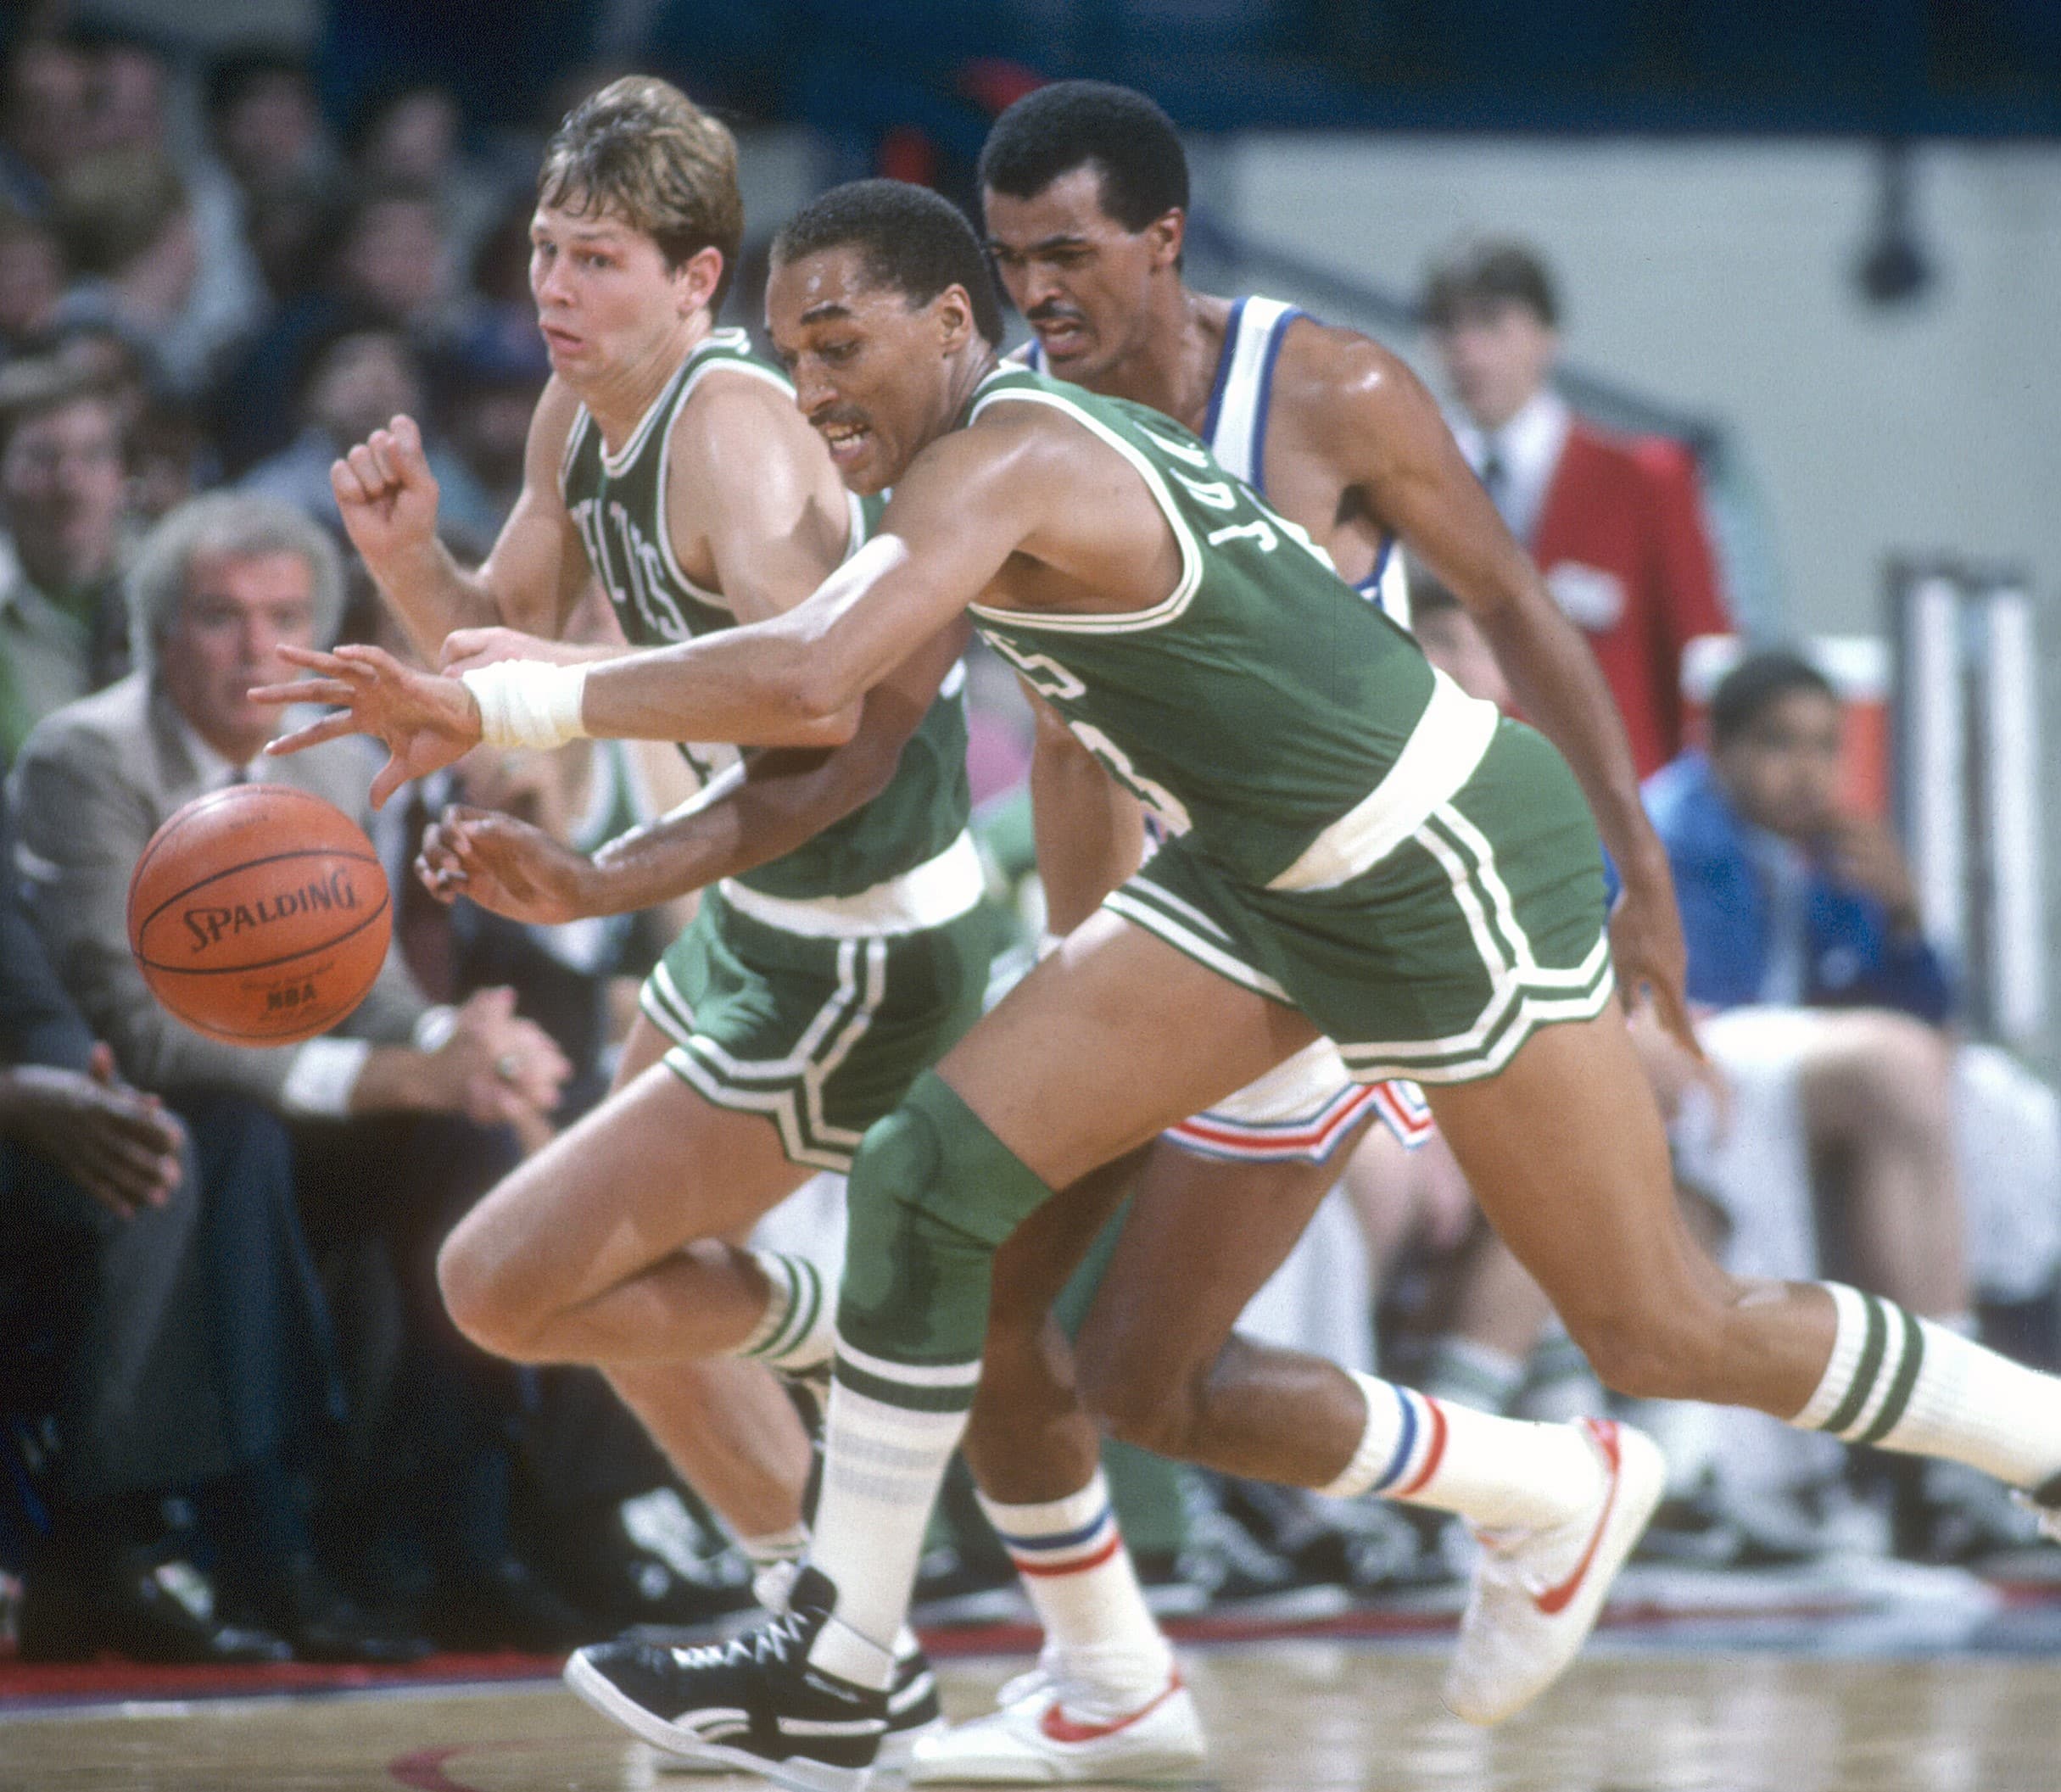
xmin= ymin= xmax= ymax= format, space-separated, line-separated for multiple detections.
xmin=1532 ymin=421 xmax=1730 ymax=779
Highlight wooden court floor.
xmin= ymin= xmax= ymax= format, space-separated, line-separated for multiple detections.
xmin=2 ymin=1644 xmax=2056 ymax=1792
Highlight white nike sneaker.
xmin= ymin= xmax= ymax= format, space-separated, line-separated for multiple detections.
xmin=1441 ymin=1416 xmax=1665 ymax=1727
xmin=907 ymin=1666 xmax=1206 ymax=1784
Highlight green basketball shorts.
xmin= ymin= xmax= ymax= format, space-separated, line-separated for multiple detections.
xmin=1105 ymin=718 xmax=1613 ymax=1085
xmin=639 ymin=841 xmax=995 ymax=1172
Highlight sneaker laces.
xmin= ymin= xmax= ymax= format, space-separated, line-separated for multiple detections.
xmin=670 ymin=1604 xmax=814 ymax=1673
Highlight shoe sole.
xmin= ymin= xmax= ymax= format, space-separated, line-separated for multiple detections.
xmin=655 ymin=1719 xmax=946 ymax=1778
xmin=563 ymin=1650 xmax=874 ymax=1792
xmin=907 ymin=1742 xmax=1208 ymax=1785
xmin=1441 ymin=1421 xmax=1667 ymax=1727
xmin=907 ymin=1689 xmax=1209 ymax=1785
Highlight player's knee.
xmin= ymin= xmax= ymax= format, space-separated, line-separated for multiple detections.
xmin=1085 ymin=1380 xmax=1198 ymax=1460
xmin=436 ymin=1212 xmax=517 ymax=1357
xmin=1076 ymin=1343 xmax=1198 ymax=1459
xmin=842 ymin=1076 xmax=1051 ymax=1359
xmin=434 ymin=1171 xmax=571 ymax=1362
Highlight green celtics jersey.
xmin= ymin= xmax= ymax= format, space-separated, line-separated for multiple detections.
xmin=967 ymin=364 xmax=1471 ymax=890
xmin=560 ymin=330 xmax=969 ymax=900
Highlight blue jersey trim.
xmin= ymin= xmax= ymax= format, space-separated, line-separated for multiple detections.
xmin=1200 ymin=296 xmax=1248 ymax=450
xmin=1249 ymin=304 xmax=1304 ymax=499
xmin=1356 ymin=534 xmax=1397 ymax=608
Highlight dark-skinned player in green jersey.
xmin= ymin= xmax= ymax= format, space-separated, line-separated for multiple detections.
xmin=264 ymin=182 xmax=2061 ymax=1792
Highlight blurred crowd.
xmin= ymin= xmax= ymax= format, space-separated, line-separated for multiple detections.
xmin=2 ymin=14 xmax=2058 ymax=1668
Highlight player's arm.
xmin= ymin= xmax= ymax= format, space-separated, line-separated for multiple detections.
xmin=332 ymin=380 xmax=594 ymax=658
xmin=421 ymin=618 xmax=972 ymax=923
xmin=1299 ymin=327 xmax=1695 ymax=1049
xmin=566 ymin=418 xmax=1044 ymax=746
xmin=264 ymin=410 xmax=1050 ymax=807
xmin=1024 ymin=685 xmax=1144 ymax=936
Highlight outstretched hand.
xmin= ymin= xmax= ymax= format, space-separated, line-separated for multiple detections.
xmin=417 ymin=805 xmax=595 ymax=926
xmin=252 ymin=643 xmax=483 ymax=808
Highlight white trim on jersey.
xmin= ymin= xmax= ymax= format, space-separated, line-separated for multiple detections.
xmin=965 ymin=382 xmax=1204 ymax=634
xmin=1267 ymin=668 xmax=1500 ymax=892
xmin=652 ymin=335 xmax=802 ymax=610
xmin=1205 ymin=295 xmax=1300 ymax=489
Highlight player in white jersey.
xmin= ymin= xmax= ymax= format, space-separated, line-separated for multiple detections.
xmin=892 ymin=82 xmax=1697 ymax=1782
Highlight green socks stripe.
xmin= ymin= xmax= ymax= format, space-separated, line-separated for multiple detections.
xmin=1797 ymin=1283 xmax=1928 ymax=1444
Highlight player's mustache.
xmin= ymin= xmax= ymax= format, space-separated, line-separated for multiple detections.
xmin=808 ymin=406 xmax=870 ymax=433
xmin=1027 ymin=303 xmax=1086 ymax=329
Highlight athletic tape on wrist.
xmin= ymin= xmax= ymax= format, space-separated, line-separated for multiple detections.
xmin=461 ymin=661 xmax=589 ymax=751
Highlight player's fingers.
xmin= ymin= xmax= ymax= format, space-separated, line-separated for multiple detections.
xmin=274 ymin=643 xmax=371 ymax=678
xmin=263 ymin=712 xmax=364 ymax=756
xmin=389 ymin=413 xmax=432 ymax=478
xmin=331 ymin=456 xmax=375 ymax=507
xmin=327 ymin=642 xmax=399 ymax=676
xmin=249 ymin=675 xmax=355 ymax=709
xmin=368 ymin=756 xmax=411 ymax=810
xmin=1650 ymin=977 xmax=1707 ymax=1064
xmin=416 ymin=848 xmax=466 ymax=902
xmin=345 ymin=440 xmax=391 ymax=494
xmin=365 ymin=430 xmax=399 ymax=488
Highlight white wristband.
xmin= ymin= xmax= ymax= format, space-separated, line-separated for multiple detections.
xmin=461 ymin=661 xmax=589 ymax=751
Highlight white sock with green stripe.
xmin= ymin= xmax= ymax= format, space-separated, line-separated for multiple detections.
xmin=1793 ymin=1282 xmax=2061 ymax=1495
xmin=733 ymin=1250 xmax=834 ymax=1373
xmin=803 ymin=1343 xmax=981 ymax=1682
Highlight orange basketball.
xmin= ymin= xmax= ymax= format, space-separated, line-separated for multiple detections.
xmin=126 ymin=783 xmax=392 ymax=1046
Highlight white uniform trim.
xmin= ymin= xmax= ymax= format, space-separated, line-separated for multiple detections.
xmin=715 ymin=829 xmax=985 ymax=940
xmin=1102 ymin=884 xmax=1293 ymax=1003
xmin=662 ymin=935 xmax=885 ymax=1170
xmin=1331 ymin=803 xmax=1615 ymax=1082
xmin=596 ymin=347 xmax=699 ymax=477
xmin=1206 ymin=295 xmax=1299 ymax=488
xmin=964 ymin=383 xmax=1203 ymax=634
xmin=836 ymin=1338 xmax=983 ymax=1388
xmin=1268 ymin=670 xmax=1500 ymax=892
xmin=652 ymin=334 xmax=801 ymax=608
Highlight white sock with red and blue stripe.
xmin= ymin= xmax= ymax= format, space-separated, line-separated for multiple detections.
xmin=979 ymin=1469 xmax=1174 ymax=1713
xmin=1321 ymin=1372 xmax=1601 ymax=1531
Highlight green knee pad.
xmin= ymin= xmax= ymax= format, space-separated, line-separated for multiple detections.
xmin=841 ymin=1073 xmax=1053 ymax=1367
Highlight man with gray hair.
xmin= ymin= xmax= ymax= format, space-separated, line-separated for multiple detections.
xmin=8 ymin=488 xmax=574 ymax=1654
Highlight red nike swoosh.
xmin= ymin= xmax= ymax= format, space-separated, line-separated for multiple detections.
xmin=1039 ymin=1674 xmax=1182 ymax=1745
xmin=1531 ymin=1417 xmax=1623 ymax=1617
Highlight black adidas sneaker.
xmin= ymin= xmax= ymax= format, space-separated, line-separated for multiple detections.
xmin=565 ymin=1566 xmax=891 ymax=1792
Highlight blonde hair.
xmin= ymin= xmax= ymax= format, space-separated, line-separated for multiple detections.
xmin=538 ymin=76 xmax=743 ymax=309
